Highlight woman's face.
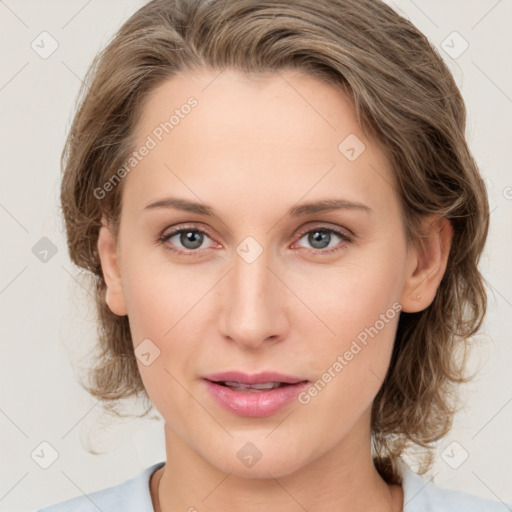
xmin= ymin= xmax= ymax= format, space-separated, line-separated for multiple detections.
xmin=98 ymin=68 xmax=434 ymax=478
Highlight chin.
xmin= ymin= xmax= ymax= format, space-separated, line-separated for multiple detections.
xmin=202 ymin=434 xmax=315 ymax=480
xmin=222 ymin=455 xmax=306 ymax=480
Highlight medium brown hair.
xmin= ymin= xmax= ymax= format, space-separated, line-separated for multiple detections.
xmin=60 ymin=0 xmax=489 ymax=483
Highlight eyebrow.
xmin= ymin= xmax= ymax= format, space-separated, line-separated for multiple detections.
xmin=143 ymin=197 xmax=372 ymax=217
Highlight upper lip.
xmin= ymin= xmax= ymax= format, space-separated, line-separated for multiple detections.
xmin=203 ymin=371 xmax=308 ymax=385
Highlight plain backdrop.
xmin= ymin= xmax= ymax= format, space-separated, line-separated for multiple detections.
xmin=1 ymin=1 xmax=511 ymax=511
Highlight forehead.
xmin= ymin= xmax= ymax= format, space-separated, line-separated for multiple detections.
xmin=136 ymin=67 xmax=361 ymax=151
xmin=124 ymin=68 xmax=398 ymax=219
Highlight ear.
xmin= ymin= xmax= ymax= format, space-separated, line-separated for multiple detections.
xmin=97 ymin=216 xmax=127 ymax=316
xmin=400 ymin=215 xmax=453 ymax=313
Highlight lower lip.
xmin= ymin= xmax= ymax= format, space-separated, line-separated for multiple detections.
xmin=203 ymin=380 xmax=309 ymax=417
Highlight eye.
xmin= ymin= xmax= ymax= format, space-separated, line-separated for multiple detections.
xmin=157 ymin=225 xmax=216 ymax=256
xmin=293 ymin=225 xmax=353 ymax=254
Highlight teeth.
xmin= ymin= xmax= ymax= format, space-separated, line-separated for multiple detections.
xmin=222 ymin=381 xmax=283 ymax=391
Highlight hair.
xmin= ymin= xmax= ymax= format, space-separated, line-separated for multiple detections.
xmin=60 ymin=0 xmax=489 ymax=484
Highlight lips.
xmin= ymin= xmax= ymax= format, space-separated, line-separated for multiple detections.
xmin=202 ymin=371 xmax=309 ymax=417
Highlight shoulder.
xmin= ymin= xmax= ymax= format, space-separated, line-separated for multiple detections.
xmin=34 ymin=461 xmax=165 ymax=512
xmin=398 ymin=459 xmax=511 ymax=512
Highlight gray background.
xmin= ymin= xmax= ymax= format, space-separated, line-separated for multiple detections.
xmin=1 ymin=0 xmax=511 ymax=510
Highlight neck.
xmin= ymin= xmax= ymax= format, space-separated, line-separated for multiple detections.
xmin=152 ymin=417 xmax=402 ymax=512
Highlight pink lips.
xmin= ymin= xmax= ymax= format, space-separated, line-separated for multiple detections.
xmin=202 ymin=371 xmax=309 ymax=417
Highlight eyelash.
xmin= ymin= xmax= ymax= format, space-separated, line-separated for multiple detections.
xmin=156 ymin=223 xmax=353 ymax=257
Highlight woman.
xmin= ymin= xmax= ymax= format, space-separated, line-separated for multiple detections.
xmin=37 ymin=0 xmax=509 ymax=510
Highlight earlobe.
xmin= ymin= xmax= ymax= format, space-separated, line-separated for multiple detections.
xmin=400 ymin=215 xmax=453 ymax=313
xmin=97 ymin=217 xmax=127 ymax=316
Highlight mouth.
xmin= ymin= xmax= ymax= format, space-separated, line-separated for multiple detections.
xmin=208 ymin=380 xmax=299 ymax=392
xmin=202 ymin=371 xmax=310 ymax=417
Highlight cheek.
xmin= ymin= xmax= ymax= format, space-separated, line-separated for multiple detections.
xmin=121 ymin=252 xmax=207 ymax=341
xmin=120 ymin=254 xmax=209 ymax=392
xmin=296 ymin=241 xmax=405 ymax=403
xmin=298 ymin=296 xmax=400 ymax=442
xmin=306 ymin=248 xmax=405 ymax=343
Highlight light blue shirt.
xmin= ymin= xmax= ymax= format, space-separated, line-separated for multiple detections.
xmin=35 ymin=459 xmax=510 ymax=511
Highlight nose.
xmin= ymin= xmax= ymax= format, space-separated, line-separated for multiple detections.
xmin=218 ymin=245 xmax=289 ymax=350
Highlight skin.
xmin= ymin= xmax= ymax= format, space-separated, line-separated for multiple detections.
xmin=97 ymin=68 xmax=452 ymax=512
